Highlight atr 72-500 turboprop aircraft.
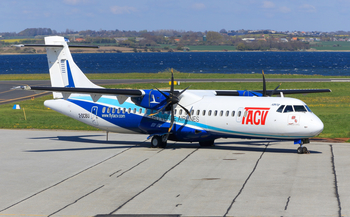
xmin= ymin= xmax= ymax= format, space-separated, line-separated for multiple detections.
xmin=14 ymin=36 xmax=331 ymax=154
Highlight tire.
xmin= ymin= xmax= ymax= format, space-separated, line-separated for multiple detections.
xmin=151 ymin=136 xmax=161 ymax=148
xmin=151 ymin=136 xmax=167 ymax=148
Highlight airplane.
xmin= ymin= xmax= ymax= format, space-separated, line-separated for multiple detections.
xmin=13 ymin=36 xmax=331 ymax=154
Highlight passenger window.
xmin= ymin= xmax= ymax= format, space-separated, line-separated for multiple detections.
xmin=123 ymin=108 xmax=126 ymax=114
xmin=102 ymin=107 xmax=106 ymax=113
xmin=191 ymin=110 xmax=194 ymax=115
xmin=294 ymin=105 xmax=307 ymax=112
xmin=139 ymin=108 xmax=142 ymax=114
xmin=196 ymin=110 xmax=200 ymax=115
xmin=238 ymin=111 xmax=241 ymax=117
xmin=231 ymin=111 xmax=235 ymax=117
xmin=276 ymin=105 xmax=285 ymax=113
xmin=283 ymin=105 xmax=294 ymax=113
xmin=133 ymin=108 xmax=136 ymax=113
xmin=208 ymin=110 xmax=212 ymax=116
xmin=214 ymin=110 xmax=218 ymax=116
xmin=202 ymin=110 xmax=206 ymax=116
xmin=117 ymin=108 xmax=121 ymax=114
xmin=112 ymin=107 xmax=116 ymax=113
xmin=107 ymin=107 xmax=111 ymax=113
xmin=220 ymin=111 xmax=223 ymax=116
xmin=226 ymin=111 xmax=229 ymax=116
xmin=174 ymin=109 xmax=177 ymax=115
xmin=179 ymin=109 xmax=183 ymax=115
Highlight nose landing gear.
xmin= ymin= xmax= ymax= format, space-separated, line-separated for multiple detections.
xmin=295 ymin=138 xmax=310 ymax=154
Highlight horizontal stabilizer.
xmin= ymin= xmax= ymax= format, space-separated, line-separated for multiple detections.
xmin=23 ymin=86 xmax=144 ymax=97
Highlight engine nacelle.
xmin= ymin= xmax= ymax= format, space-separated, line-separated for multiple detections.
xmin=131 ymin=89 xmax=169 ymax=110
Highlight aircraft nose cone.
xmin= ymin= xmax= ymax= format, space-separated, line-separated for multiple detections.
xmin=309 ymin=115 xmax=324 ymax=136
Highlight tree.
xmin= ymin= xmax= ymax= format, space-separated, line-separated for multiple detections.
xmin=237 ymin=42 xmax=246 ymax=50
xmin=206 ymin=31 xmax=223 ymax=44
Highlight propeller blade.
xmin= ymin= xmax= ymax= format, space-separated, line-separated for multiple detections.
xmin=178 ymin=104 xmax=192 ymax=118
xmin=170 ymin=68 xmax=175 ymax=95
xmin=178 ymin=85 xmax=191 ymax=96
xmin=149 ymin=102 xmax=171 ymax=116
xmin=262 ymin=70 xmax=267 ymax=96
xmin=168 ymin=104 xmax=175 ymax=132
xmin=269 ymin=83 xmax=282 ymax=96
xmin=151 ymin=85 xmax=169 ymax=99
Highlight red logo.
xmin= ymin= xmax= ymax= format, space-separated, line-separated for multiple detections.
xmin=242 ymin=107 xmax=270 ymax=125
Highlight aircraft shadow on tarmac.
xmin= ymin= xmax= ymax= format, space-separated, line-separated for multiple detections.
xmin=26 ymin=134 xmax=322 ymax=154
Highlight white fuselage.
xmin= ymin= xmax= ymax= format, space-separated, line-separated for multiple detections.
xmin=44 ymin=90 xmax=324 ymax=141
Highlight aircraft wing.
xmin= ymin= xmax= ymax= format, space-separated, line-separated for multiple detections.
xmin=253 ymin=89 xmax=331 ymax=95
xmin=215 ymin=89 xmax=331 ymax=96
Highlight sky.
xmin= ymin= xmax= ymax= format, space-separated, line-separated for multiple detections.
xmin=1 ymin=0 xmax=350 ymax=33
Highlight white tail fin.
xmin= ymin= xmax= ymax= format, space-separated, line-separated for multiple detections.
xmin=44 ymin=36 xmax=100 ymax=98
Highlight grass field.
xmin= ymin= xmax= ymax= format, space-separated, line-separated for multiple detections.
xmin=1 ymin=81 xmax=348 ymax=140
xmin=311 ymin=41 xmax=350 ymax=51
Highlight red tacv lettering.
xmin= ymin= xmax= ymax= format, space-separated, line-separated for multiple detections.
xmin=242 ymin=107 xmax=270 ymax=125
xmin=253 ymin=110 xmax=261 ymax=125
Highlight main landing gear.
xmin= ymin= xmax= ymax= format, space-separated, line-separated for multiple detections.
xmin=295 ymin=138 xmax=310 ymax=154
xmin=151 ymin=135 xmax=167 ymax=148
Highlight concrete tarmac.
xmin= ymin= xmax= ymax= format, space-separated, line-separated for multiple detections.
xmin=0 ymin=129 xmax=349 ymax=217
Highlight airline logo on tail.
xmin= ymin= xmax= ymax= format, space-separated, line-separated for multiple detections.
xmin=242 ymin=107 xmax=270 ymax=125
xmin=65 ymin=61 xmax=75 ymax=88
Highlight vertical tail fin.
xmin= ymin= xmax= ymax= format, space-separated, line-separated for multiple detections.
xmin=44 ymin=36 xmax=100 ymax=98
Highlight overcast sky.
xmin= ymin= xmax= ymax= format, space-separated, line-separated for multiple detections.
xmin=1 ymin=0 xmax=350 ymax=33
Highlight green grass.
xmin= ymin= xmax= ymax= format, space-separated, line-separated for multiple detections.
xmin=0 ymin=95 xmax=97 ymax=131
xmin=1 ymin=81 xmax=349 ymax=140
xmin=311 ymin=41 xmax=350 ymax=51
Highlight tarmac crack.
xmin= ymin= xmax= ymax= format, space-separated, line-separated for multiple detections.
xmin=284 ymin=196 xmax=291 ymax=210
xmin=223 ymin=143 xmax=269 ymax=217
xmin=330 ymin=144 xmax=342 ymax=217
xmin=110 ymin=158 xmax=149 ymax=178
xmin=0 ymin=146 xmax=136 ymax=213
xmin=47 ymin=185 xmax=105 ymax=217
xmin=109 ymin=148 xmax=199 ymax=214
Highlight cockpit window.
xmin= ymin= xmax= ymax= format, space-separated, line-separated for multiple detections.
xmin=283 ymin=105 xmax=294 ymax=113
xmin=305 ymin=105 xmax=312 ymax=113
xmin=276 ymin=105 xmax=285 ymax=113
xmin=294 ymin=105 xmax=307 ymax=112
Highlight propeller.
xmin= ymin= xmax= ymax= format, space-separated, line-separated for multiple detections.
xmin=261 ymin=70 xmax=282 ymax=97
xmin=149 ymin=69 xmax=191 ymax=134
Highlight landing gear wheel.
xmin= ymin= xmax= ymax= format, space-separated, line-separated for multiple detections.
xmin=297 ymin=146 xmax=309 ymax=154
xmin=151 ymin=136 xmax=167 ymax=148
xmin=199 ymin=140 xmax=215 ymax=147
